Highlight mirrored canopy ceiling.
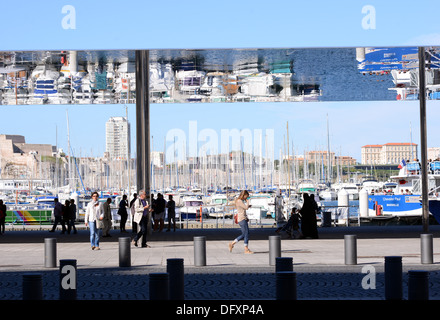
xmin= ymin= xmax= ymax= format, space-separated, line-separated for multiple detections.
xmin=0 ymin=47 xmax=439 ymax=106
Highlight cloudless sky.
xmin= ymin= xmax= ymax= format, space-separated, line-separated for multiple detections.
xmin=1 ymin=0 xmax=439 ymax=162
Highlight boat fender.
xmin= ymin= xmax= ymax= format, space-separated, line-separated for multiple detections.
xmin=376 ymin=204 xmax=382 ymax=216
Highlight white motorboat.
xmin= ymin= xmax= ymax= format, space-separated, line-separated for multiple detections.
xmin=361 ymin=176 xmax=383 ymax=194
xmin=333 ymin=183 xmax=360 ymax=200
xmin=319 ymin=188 xmax=337 ymax=201
xmin=179 ymin=195 xmax=206 ymax=219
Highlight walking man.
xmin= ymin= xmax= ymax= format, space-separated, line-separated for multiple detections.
xmin=132 ymin=190 xmax=151 ymax=248
xmin=49 ymin=198 xmax=66 ymax=233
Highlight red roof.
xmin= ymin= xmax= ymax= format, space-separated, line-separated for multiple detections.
xmin=383 ymin=143 xmax=417 ymax=146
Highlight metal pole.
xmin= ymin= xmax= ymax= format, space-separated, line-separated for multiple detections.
xmin=44 ymin=238 xmax=57 ymax=268
xmin=119 ymin=237 xmax=131 ymax=267
xmin=276 ymin=271 xmax=297 ymax=300
xmin=135 ymin=50 xmax=151 ymax=195
xmin=408 ymin=270 xmax=429 ymax=300
xmin=421 ymin=233 xmax=434 ymax=264
xmin=59 ymin=259 xmax=77 ymax=300
xmin=269 ymin=235 xmax=281 ymax=266
xmin=22 ymin=273 xmax=43 ymax=300
xmin=384 ymin=256 xmax=402 ymax=300
xmin=149 ymin=273 xmax=169 ymax=300
xmin=167 ymin=258 xmax=185 ymax=300
xmin=275 ymin=257 xmax=293 ymax=272
xmin=418 ymin=46 xmax=429 ymax=233
xmin=344 ymin=234 xmax=357 ymax=265
xmin=194 ymin=236 xmax=206 ymax=266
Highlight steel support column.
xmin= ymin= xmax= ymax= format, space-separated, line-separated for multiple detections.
xmin=135 ymin=50 xmax=150 ymax=194
xmin=418 ymin=47 xmax=429 ymax=233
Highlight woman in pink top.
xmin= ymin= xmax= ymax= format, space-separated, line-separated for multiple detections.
xmin=229 ymin=190 xmax=253 ymax=254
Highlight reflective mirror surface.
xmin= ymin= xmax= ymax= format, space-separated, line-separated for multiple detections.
xmin=0 ymin=47 xmax=439 ymax=105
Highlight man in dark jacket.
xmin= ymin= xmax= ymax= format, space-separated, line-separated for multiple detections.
xmin=67 ymin=199 xmax=77 ymax=234
xmin=153 ymin=193 xmax=166 ymax=232
xmin=49 ymin=198 xmax=66 ymax=233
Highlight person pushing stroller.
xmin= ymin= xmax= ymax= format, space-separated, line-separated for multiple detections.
xmin=276 ymin=207 xmax=303 ymax=239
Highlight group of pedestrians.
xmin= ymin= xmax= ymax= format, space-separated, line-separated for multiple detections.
xmin=49 ymin=198 xmax=77 ymax=234
xmin=49 ymin=189 xmax=319 ymax=252
xmin=276 ymin=193 xmax=319 ymax=239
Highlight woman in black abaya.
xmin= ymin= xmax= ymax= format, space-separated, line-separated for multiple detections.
xmin=300 ymin=193 xmax=319 ymax=239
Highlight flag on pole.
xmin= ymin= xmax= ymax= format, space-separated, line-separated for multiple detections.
xmin=398 ymin=159 xmax=407 ymax=169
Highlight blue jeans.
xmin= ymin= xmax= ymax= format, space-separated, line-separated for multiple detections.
xmin=235 ymin=220 xmax=249 ymax=246
xmin=89 ymin=221 xmax=101 ymax=247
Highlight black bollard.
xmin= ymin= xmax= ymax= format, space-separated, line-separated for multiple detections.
xmin=167 ymin=258 xmax=185 ymax=300
xmin=59 ymin=259 xmax=77 ymax=300
xmin=44 ymin=238 xmax=57 ymax=268
xmin=22 ymin=273 xmax=43 ymax=300
xmin=276 ymin=271 xmax=297 ymax=300
xmin=194 ymin=236 xmax=206 ymax=266
xmin=408 ymin=270 xmax=429 ymax=300
xmin=275 ymin=257 xmax=293 ymax=272
xmin=149 ymin=273 xmax=169 ymax=300
xmin=384 ymin=256 xmax=402 ymax=300
xmin=344 ymin=235 xmax=357 ymax=265
xmin=421 ymin=234 xmax=433 ymax=264
xmin=269 ymin=235 xmax=281 ymax=266
xmin=119 ymin=237 xmax=131 ymax=267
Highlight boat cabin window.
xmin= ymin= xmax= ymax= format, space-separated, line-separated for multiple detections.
xmin=185 ymin=201 xmax=203 ymax=207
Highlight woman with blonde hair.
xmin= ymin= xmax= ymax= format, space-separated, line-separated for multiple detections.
xmin=229 ymin=190 xmax=253 ymax=254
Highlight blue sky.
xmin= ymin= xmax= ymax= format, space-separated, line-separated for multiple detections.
xmin=1 ymin=0 xmax=440 ymax=162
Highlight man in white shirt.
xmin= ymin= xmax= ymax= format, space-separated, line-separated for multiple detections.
xmin=85 ymin=192 xmax=104 ymax=250
xmin=132 ymin=190 xmax=151 ymax=248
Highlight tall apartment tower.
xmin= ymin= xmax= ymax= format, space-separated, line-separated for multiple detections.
xmin=105 ymin=117 xmax=131 ymax=158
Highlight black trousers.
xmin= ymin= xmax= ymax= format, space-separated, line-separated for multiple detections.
xmin=120 ymin=214 xmax=127 ymax=231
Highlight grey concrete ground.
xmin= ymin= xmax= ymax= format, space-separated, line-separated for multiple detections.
xmin=1 ymin=223 xmax=440 ymax=304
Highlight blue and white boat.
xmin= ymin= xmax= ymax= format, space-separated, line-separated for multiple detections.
xmin=179 ymin=195 xmax=206 ymax=219
xmin=366 ymin=161 xmax=440 ymax=223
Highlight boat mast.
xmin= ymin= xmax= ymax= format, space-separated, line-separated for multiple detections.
xmin=66 ymin=109 xmax=72 ymax=192
xmin=287 ymin=122 xmax=290 ymax=197
xmin=126 ymin=105 xmax=130 ymax=198
xmin=326 ymin=114 xmax=331 ymax=187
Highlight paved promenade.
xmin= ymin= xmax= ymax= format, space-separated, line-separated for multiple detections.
xmin=1 ymin=223 xmax=440 ymax=304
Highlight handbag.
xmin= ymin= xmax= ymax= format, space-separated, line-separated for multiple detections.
xmin=234 ymin=213 xmax=238 ymax=224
